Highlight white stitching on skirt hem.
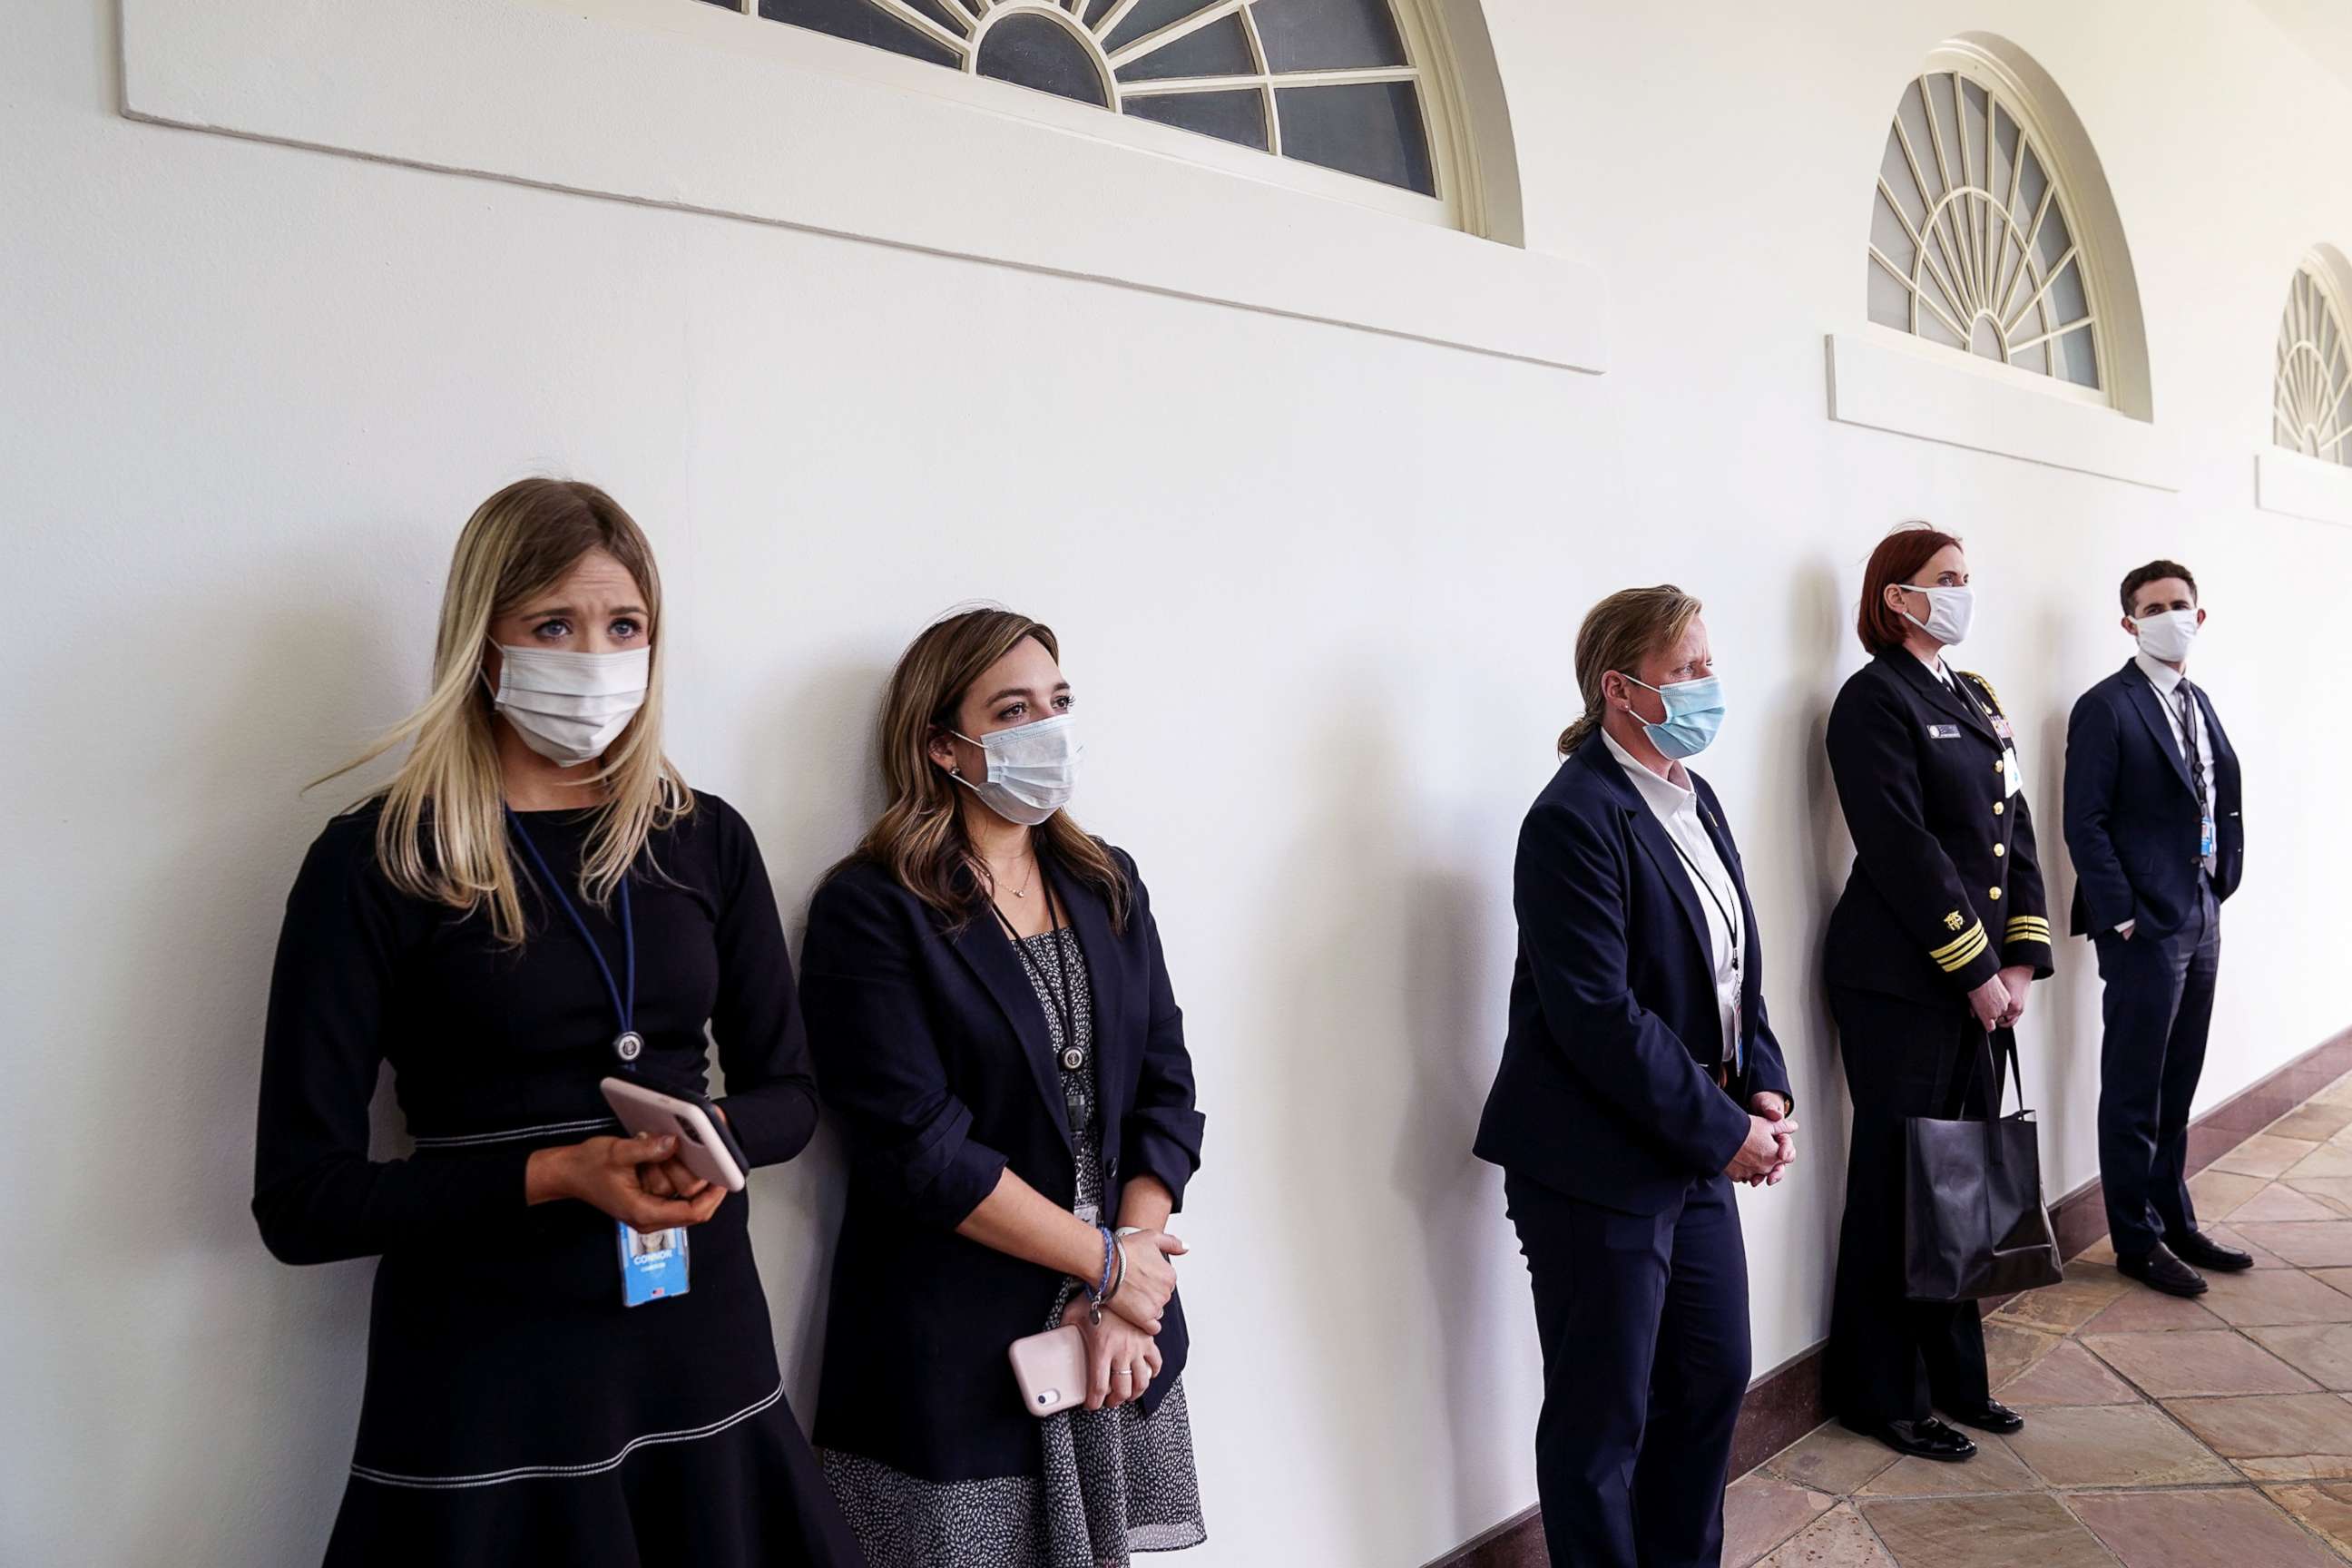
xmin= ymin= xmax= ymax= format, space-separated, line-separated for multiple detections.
xmin=349 ymin=1382 xmax=785 ymax=1489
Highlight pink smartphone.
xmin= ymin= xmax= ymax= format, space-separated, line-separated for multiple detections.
xmin=1007 ymin=1325 xmax=1090 ymax=1417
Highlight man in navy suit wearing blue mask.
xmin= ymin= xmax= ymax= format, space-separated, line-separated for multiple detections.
xmin=2064 ymin=560 xmax=2248 ymax=1298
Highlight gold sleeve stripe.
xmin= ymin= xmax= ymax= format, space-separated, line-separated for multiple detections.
xmin=2005 ymin=917 xmax=2053 ymax=943
xmin=1935 ymin=927 xmax=1991 ymax=973
xmin=1930 ymin=921 xmax=1989 ymax=963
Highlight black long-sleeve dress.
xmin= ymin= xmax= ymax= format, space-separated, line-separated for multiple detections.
xmin=253 ymin=792 xmax=860 ymax=1568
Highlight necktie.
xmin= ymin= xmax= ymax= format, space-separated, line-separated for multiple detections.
xmin=2176 ymin=682 xmax=2210 ymax=865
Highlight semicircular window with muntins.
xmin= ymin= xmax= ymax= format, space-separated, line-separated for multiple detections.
xmin=725 ymin=0 xmax=1437 ymax=196
xmin=1867 ymin=70 xmax=2102 ymax=394
xmin=2275 ymin=264 xmax=2352 ymax=466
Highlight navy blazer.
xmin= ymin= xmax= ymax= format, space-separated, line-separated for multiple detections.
xmin=1474 ymin=733 xmax=1793 ymax=1215
xmin=2063 ymin=659 xmax=2244 ymax=939
xmin=802 ymin=845 xmax=1204 ymax=1485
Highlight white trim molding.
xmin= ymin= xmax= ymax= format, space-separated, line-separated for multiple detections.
xmin=1826 ymin=332 xmax=2179 ymax=491
xmin=117 ymin=0 xmax=1602 ymax=373
xmin=2256 ymin=446 xmax=2352 ymax=527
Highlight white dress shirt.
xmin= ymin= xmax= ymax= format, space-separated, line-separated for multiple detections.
xmin=1602 ymin=730 xmax=1745 ymax=1071
xmin=2134 ymin=652 xmax=2217 ymax=872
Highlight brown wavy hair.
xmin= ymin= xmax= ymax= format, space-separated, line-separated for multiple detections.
xmin=1557 ymin=584 xmax=1703 ymax=757
xmin=841 ymin=607 xmax=1130 ymax=933
xmin=1858 ymin=523 xmax=1965 ymax=653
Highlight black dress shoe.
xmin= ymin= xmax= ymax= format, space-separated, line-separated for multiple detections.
xmin=2172 ymin=1230 xmax=2256 ymax=1271
xmin=2118 ymin=1242 xmax=2210 ymax=1297
xmin=1840 ymin=1416 xmax=1977 ymax=1461
xmin=1941 ymin=1397 xmax=2025 ymax=1435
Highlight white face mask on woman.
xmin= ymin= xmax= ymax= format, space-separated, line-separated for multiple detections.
xmin=1897 ymin=583 xmax=1975 ymax=647
xmin=950 ymin=714 xmax=1082 ymax=827
xmin=487 ymin=644 xmax=650 ymax=768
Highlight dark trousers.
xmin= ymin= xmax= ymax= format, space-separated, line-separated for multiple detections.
xmin=1504 ymin=1170 xmax=1749 ymax=1568
xmin=1825 ymin=986 xmax=1992 ymax=1426
xmin=2096 ymin=886 xmax=2222 ymax=1259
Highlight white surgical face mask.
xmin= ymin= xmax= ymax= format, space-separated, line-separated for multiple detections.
xmin=2132 ymin=608 xmax=2200 ymax=664
xmin=1897 ymin=583 xmax=1975 ymax=647
xmin=487 ymin=644 xmax=650 ymax=768
xmin=950 ymin=714 xmax=1081 ymax=828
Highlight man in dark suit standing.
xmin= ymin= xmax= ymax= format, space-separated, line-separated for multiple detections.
xmin=2063 ymin=559 xmax=2248 ymax=1298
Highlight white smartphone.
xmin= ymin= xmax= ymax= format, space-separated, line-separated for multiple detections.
xmin=599 ymin=1077 xmax=750 ymax=1193
xmin=1007 ymin=1324 xmax=1090 ymax=1418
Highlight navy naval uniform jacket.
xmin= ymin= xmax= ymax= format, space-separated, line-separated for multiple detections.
xmin=1825 ymin=650 xmax=2056 ymax=1003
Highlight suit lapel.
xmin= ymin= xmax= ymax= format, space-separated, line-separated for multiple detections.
xmin=945 ymin=893 xmax=1074 ymax=1153
xmin=1579 ymin=741 xmax=1713 ymax=973
xmin=2121 ymin=662 xmax=2196 ymax=799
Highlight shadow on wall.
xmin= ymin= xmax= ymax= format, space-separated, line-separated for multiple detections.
xmin=1791 ymin=553 xmax=1857 ymax=1283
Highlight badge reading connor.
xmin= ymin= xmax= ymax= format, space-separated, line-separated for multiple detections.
xmin=619 ymin=1221 xmax=691 ymax=1308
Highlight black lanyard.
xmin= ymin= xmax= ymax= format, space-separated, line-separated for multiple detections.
xmin=505 ymin=806 xmax=642 ymax=1067
xmin=989 ymin=859 xmax=1091 ymax=1140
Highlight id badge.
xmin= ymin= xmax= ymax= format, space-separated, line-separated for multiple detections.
xmin=2002 ymin=747 xmax=2023 ymax=797
xmin=619 ymin=1221 xmax=691 ymax=1308
xmin=2200 ymin=813 xmax=2217 ymax=858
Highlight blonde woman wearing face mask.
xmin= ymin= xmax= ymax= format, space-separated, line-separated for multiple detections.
xmin=802 ymin=608 xmax=1207 ymax=1568
xmin=251 ymin=479 xmax=858 ymax=1567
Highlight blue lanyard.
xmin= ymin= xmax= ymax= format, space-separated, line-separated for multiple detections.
xmin=504 ymin=806 xmax=642 ymax=1065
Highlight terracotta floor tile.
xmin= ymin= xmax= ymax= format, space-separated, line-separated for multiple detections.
xmin=1989 ymin=1263 xmax=2130 ymax=1333
xmin=1984 ymin=1321 xmax=2063 ymax=1387
xmin=1857 ymin=1434 xmax=2039 ymax=1497
xmin=1723 ymin=1471 xmax=1837 ymax=1567
xmin=2264 ymin=1480 xmax=2352 ymax=1560
xmin=2287 ymin=1177 xmax=2352 ymax=1218
xmin=2077 ymin=1286 xmax=2226 ymax=1334
xmin=2313 ymin=1269 xmax=2352 ymax=1300
xmin=2164 ymin=1392 xmax=2352 ymax=1480
xmin=2234 ymin=1184 xmax=2346 ymax=1223
xmin=2201 ymin=1222 xmax=2290 ymax=1266
xmin=2270 ymin=1102 xmax=2352 ymax=1142
xmin=2217 ymin=1135 xmax=2327 ymax=1179
xmin=2287 ymin=1143 xmax=2352 ymax=1181
xmin=1754 ymin=1504 xmax=1898 ymax=1568
xmin=2250 ymin=1322 xmax=2352 ymax=1390
xmin=1996 ymin=1338 xmax=2141 ymax=1406
xmin=2313 ymin=1073 xmax=2352 ymax=1108
xmin=2236 ymin=1222 xmax=2352 ymax=1269
xmin=2082 ymin=1329 xmax=2320 ymax=1396
xmin=1858 ymin=1493 xmax=2115 ymax=1567
xmin=2073 ymin=1235 xmax=2118 ymax=1266
xmin=1766 ymin=1422 xmax=1901 ymax=1496
xmin=2001 ymin=1401 xmax=2236 ymax=1487
xmin=2200 ymin=1265 xmax=2352 ymax=1326
xmin=2190 ymin=1168 xmax=2274 ymax=1219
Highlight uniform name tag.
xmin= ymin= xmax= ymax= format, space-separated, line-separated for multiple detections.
xmin=620 ymin=1221 xmax=691 ymax=1307
xmin=1926 ymin=723 xmax=1962 ymax=739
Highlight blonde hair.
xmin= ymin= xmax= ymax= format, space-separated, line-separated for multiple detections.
xmin=841 ymin=607 xmax=1130 ymax=933
xmin=316 ymin=479 xmax=690 ymax=944
xmin=1557 ymin=584 xmax=1705 ymax=757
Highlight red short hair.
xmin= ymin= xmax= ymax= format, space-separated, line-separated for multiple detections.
xmin=1858 ymin=524 xmax=1964 ymax=653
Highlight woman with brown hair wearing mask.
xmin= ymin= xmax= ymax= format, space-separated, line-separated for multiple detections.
xmin=803 ymin=607 xmax=1208 ymax=1566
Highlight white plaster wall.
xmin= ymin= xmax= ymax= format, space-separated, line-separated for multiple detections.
xmin=4 ymin=1 xmax=2350 ymax=1563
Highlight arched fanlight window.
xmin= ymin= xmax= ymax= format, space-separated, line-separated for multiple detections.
xmin=1867 ymin=64 xmax=2105 ymax=396
xmin=2275 ymin=260 xmax=2352 ymax=466
xmin=711 ymin=0 xmax=1442 ymax=198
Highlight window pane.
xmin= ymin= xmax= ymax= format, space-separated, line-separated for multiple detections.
xmin=1117 ymin=14 xmax=1255 ymax=82
xmin=1877 ymin=127 xmax=1925 ymax=230
xmin=1125 ymin=88 xmax=1269 ymax=151
xmin=978 ymin=14 xmax=1110 ymax=105
xmin=1103 ymin=0 xmax=1214 ymax=55
xmin=1275 ymin=81 xmax=1432 ymax=193
xmin=1867 ymin=258 xmax=1913 ymax=331
xmin=1252 ymin=0 xmax=1407 ymax=72
xmin=760 ymin=0 xmax=961 ymax=68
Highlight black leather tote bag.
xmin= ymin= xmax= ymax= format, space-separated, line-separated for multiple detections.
xmin=1904 ymin=1026 xmax=2064 ymax=1302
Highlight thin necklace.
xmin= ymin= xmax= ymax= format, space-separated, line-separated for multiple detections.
xmin=985 ymin=848 xmax=1040 ymax=900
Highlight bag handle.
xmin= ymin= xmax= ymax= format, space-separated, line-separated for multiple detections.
xmin=1968 ymin=1025 xmax=2024 ymax=1168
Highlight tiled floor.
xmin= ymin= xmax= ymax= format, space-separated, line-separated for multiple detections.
xmin=1723 ymin=1068 xmax=2352 ymax=1567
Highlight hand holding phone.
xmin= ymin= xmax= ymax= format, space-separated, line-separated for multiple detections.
xmin=601 ymin=1077 xmax=751 ymax=1193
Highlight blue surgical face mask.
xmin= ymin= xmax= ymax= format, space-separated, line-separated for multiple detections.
xmin=1619 ymin=672 xmax=1726 ymax=760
